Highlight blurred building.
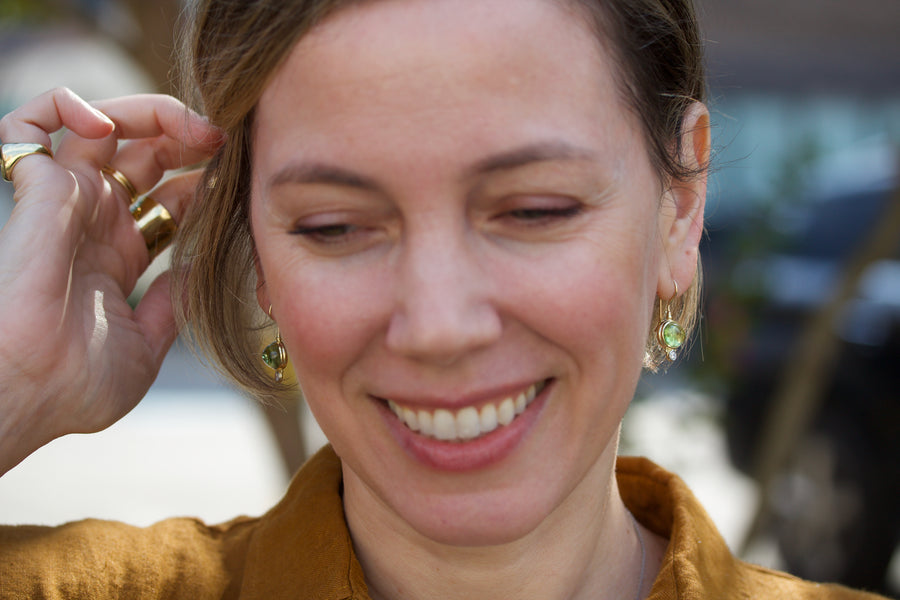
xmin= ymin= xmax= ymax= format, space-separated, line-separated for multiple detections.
xmin=696 ymin=1 xmax=900 ymax=594
xmin=699 ymin=0 xmax=900 ymax=203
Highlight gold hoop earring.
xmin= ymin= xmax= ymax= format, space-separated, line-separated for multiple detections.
xmin=261 ymin=305 xmax=288 ymax=383
xmin=657 ymin=281 xmax=685 ymax=362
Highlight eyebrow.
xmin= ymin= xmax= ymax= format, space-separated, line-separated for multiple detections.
xmin=269 ymin=163 xmax=379 ymax=191
xmin=268 ymin=141 xmax=597 ymax=191
xmin=467 ymin=141 xmax=597 ymax=176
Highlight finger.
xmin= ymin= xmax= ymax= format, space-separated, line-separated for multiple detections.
xmin=101 ymin=135 xmax=218 ymax=198
xmin=0 ymin=87 xmax=114 ymax=147
xmin=51 ymin=95 xmax=222 ymax=196
xmin=133 ymin=271 xmax=179 ymax=365
xmin=91 ymin=95 xmax=224 ymax=153
xmin=143 ymin=169 xmax=205 ymax=223
xmin=54 ymin=95 xmax=222 ymax=201
xmin=112 ymin=170 xmax=202 ymax=271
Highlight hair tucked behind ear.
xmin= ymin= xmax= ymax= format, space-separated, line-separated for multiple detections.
xmin=171 ymin=0 xmax=356 ymax=401
xmin=644 ymin=268 xmax=703 ymax=370
xmin=171 ymin=0 xmax=709 ymax=399
xmin=569 ymin=0 xmax=708 ymax=370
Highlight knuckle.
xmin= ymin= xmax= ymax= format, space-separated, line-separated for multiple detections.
xmin=48 ymin=86 xmax=78 ymax=100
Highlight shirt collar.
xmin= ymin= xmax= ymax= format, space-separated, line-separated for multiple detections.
xmin=240 ymin=446 xmax=370 ymax=599
xmin=616 ymin=455 xmax=740 ymax=599
xmin=240 ymin=448 xmax=737 ymax=599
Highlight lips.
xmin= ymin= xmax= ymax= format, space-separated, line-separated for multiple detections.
xmin=385 ymin=379 xmax=549 ymax=442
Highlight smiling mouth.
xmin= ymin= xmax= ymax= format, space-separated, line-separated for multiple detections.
xmin=384 ymin=379 xmax=550 ymax=442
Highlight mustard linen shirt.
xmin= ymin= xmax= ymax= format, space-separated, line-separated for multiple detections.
xmin=0 ymin=446 xmax=888 ymax=599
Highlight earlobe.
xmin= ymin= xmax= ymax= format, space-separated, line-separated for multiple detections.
xmin=657 ymin=101 xmax=710 ymax=298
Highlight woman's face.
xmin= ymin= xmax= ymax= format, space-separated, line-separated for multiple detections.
xmin=251 ymin=0 xmax=700 ymax=545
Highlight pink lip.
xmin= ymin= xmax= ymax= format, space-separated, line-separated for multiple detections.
xmin=376 ymin=379 xmax=553 ymax=472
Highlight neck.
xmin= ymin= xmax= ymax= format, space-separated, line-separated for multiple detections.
xmin=344 ymin=447 xmax=648 ymax=600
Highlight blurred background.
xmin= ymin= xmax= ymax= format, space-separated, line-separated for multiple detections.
xmin=0 ymin=0 xmax=898 ymax=596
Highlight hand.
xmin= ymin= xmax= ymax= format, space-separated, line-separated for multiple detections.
xmin=0 ymin=88 xmax=224 ymax=475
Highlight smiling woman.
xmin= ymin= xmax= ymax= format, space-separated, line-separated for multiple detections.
xmin=0 ymin=0 xmax=889 ymax=599
xmin=247 ymin=4 xmax=690 ymax=565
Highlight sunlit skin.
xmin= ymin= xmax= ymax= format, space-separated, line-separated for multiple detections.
xmin=251 ymin=0 xmax=706 ymax=598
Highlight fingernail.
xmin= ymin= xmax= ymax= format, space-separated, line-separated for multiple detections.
xmin=93 ymin=107 xmax=115 ymax=127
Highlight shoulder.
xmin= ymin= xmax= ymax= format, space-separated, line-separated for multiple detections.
xmin=0 ymin=447 xmax=350 ymax=600
xmin=0 ymin=515 xmax=258 ymax=599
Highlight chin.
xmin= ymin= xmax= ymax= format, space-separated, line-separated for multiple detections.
xmin=397 ymin=487 xmax=561 ymax=548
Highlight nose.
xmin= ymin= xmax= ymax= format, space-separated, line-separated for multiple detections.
xmin=385 ymin=225 xmax=502 ymax=365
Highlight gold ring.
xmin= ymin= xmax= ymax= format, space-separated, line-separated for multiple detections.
xmin=102 ymin=165 xmax=139 ymax=203
xmin=130 ymin=196 xmax=177 ymax=262
xmin=1 ymin=143 xmax=53 ymax=181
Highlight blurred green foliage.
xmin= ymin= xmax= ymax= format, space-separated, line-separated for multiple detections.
xmin=0 ymin=0 xmax=60 ymax=23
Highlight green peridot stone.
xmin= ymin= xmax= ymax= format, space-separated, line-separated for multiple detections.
xmin=661 ymin=320 xmax=685 ymax=349
xmin=262 ymin=341 xmax=287 ymax=370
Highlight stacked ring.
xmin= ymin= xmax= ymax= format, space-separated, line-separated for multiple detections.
xmin=0 ymin=143 xmax=53 ymax=181
xmin=102 ymin=165 xmax=178 ymax=261
xmin=130 ymin=195 xmax=177 ymax=262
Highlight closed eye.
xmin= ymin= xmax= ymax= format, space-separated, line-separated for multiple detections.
xmin=290 ymin=223 xmax=358 ymax=243
xmin=505 ymin=205 xmax=582 ymax=222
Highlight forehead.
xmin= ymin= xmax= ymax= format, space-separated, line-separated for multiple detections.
xmin=253 ymin=0 xmax=642 ymax=180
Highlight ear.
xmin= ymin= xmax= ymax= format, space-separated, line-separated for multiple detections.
xmin=254 ymin=252 xmax=271 ymax=314
xmin=657 ymin=102 xmax=709 ymax=299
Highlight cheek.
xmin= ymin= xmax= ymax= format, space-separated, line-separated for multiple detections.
xmin=268 ymin=258 xmax=391 ymax=388
xmin=491 ymin=233 xmax=658 ymax=368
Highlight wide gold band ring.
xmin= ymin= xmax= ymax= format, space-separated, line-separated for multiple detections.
xmin=1 ymin=143 xmax=53 ymax=181
xmin=130 ymin=196 xmax=177 ymax=262
xmin=102 ymin=165 xmax=139 ymax=203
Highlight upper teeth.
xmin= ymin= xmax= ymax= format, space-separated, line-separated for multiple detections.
xmin=387 ymin=382 xmax=543 ymax=442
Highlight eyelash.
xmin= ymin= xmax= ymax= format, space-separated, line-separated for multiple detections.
xmin=290 ymin=223 xmax=358 ymax=243
xmin=504 ymin=204 xmax=582 ymax=222
xmin=289 ymin=204 xmax=582 ymax=244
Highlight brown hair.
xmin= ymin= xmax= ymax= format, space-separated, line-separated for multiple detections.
xmin=173 ymin=0 xmax=707 ymax=399
xmin=568 ymin=0 xmax=707 ymax=369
